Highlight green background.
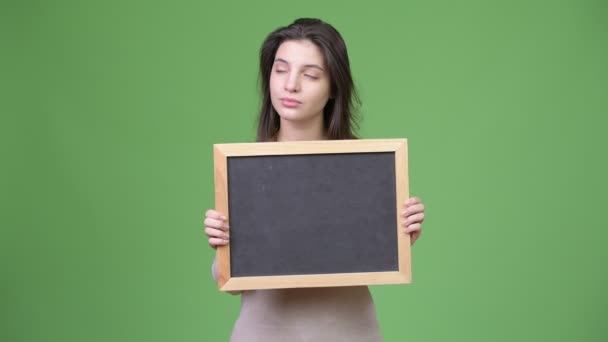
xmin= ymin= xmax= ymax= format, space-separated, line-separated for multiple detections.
xmin=2 ymin=0 xmax=607 ymax=341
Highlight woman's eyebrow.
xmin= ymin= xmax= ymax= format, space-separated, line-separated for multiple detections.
xmin=274 ymin=58 xmax=324 ymax=71
xmin=303 ymin=64 xmax=324 ymax=71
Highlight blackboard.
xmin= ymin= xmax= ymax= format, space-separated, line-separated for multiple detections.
xmin=213 ymin=139 xmax=410 ymax=291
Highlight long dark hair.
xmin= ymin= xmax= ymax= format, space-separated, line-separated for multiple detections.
xmin=256 ymin=18 xmax=360 ymax=142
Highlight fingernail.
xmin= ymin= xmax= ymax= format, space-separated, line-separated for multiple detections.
xmin=224 ymin=234 xmax=230 ymax=239
xmin=224 ymin=224 xmax=230 ymax=229
xmin=221 ymin=216 xmax=227 ymax=220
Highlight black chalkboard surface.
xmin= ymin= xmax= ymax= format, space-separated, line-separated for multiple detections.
xmin=213 ymin=139 xmax=410 ymax=291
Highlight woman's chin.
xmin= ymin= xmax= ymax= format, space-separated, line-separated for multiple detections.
xmin=277 ymin=110 xmax=321 ymax=124
xmin=277 ymin=112 xmax=309 ymax=122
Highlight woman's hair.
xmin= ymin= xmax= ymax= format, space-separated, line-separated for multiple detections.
xmin=256 ymin=18 xmax=360 ymax=142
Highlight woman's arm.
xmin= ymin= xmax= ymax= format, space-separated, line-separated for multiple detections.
xmin=401 ymin=197 xmax=425 ymax=245
xmin=211 ymin=256 xmax=242 ymax=295
xmin=205 ymin=209 xmax=242 ymax=295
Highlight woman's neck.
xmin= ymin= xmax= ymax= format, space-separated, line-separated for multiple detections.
xmin=276 ymin=117 xmax=328 ymax=142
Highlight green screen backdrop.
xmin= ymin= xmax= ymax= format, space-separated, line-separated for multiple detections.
xmin=2 ymin=0 xmax=607 ymax=341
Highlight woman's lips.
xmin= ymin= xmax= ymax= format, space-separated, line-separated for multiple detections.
xmin=281 ymin=98 xmax=301 ymax=108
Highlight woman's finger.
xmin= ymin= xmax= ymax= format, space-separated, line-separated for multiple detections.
xmin=401 ymin=203 xmax=425 ymax=217
xmin=209 ymin=237 xmax=229 ymax=248
xmin=404 ymin=197 xmax=421 ymax=207
xmin=205 ymin=227 xmax=230 ymax=240
xmin=205 ymin=209 xmax=227 ymax=221
xmin=402 ymin=212 xmax=425 ymax=226
xmin=204 ymin=217 xmax=229 ymax=230
xmin=403 ymin=223 xmax=421 ymax=234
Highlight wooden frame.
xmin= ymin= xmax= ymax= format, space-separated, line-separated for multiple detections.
xmin=213 ymin=138 xmax=410 ymax=291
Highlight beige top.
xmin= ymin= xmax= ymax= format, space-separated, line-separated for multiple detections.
xmin=212 ymin=258 xmax=383 ymax=341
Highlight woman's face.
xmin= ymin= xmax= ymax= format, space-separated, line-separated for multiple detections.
xmin=269 ymin=39 xmax=331 ymax=125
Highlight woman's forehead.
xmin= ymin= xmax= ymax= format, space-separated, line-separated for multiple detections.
xmin=274 ymin=40 xmax=325 ymax=68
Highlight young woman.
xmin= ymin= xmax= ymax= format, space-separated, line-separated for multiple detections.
xmin=204 ymin=18 xmax=426 ymax=341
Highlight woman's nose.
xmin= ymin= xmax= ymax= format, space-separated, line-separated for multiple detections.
xmin=284 ymin=74 xmax=300 ymax=92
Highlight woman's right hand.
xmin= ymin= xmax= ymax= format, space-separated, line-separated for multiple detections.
xmin=204 ymin=209 xmax=230 ymax=249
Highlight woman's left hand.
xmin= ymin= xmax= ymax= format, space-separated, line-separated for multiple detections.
xmin=401 ymin=197 xmax=425 ymax=245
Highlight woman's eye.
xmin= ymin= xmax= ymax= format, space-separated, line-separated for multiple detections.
xmin=274 ymin=68 xmax=287 ymax=73
xmin=304 ymin=74 xmax=319 ymax=79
